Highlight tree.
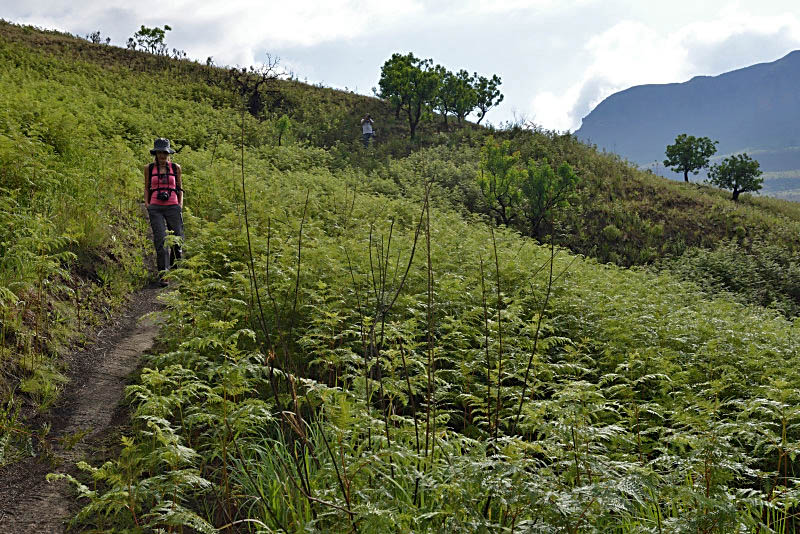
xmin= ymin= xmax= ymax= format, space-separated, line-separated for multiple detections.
xmin=451 ymin=69 xmax=478 ymax=124
xmin=663 ymin=134 xmax=718 ymax=182
xmin=433 ymin=65 xmax=454 ymax=128
xmin=521 ymin=160 xmax=580 ymax=238
xmin=434 ymin=68 xmax=476 ymax=129
xmin=85 ymin=31 xmax=110 ymax=45
xmin=474 ymin=74 xmax=503 ymax=125
xmin=228 ymin=54 xmax=281 ymax=118
xmin=379 ymin=53 xmax=441 ymax=139
xmin=707 ymin=153 xmax=763 ymax=201
xmin=131 ymin=25 xmax=172 ymax=55
xmin=477 ymin=137 xmax=525 ymax=225
xmin=379 ymin=53 xmax=415 ymax=119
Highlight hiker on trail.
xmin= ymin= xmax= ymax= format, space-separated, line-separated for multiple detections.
xmin=360 ymin=114 xmax=375 ymax=147
xmin=144 ymin=138 xmax=184 ymax=287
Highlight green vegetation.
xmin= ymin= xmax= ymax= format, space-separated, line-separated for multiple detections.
xmin=664 ymin=133 xmax=718 ymax=182
xmin=476 ymin=136 xmax=579 ymax=236
xmin=2 ymin=20 xmax=800 ymax=533
xmin=0 ymin=23 xmax=156 ymax=456
xmin=378 ymin=53 xmax=441 ymax=139
xmin=476 ymin=137 xmax=525 ymax=225
xmin=128 ymin=24 xmax=172 ymax=54
xmin=434 ymin=68 xmax=475 ymax=127
xmin=473 ymin=73 xmax=504 ymax=125
xmin=708 ymin=153 xmax=764 ymax=201
xmin=378 ymin=52 xmax=503 ymax=137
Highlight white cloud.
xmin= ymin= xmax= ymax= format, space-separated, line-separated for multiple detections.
xmin=3 ymin=1 xmax=425 ymax=64
xmin=531 ymin=20 xmax=687 ymax=131
xmin=463 ymin=0 xmax=595 ymax=14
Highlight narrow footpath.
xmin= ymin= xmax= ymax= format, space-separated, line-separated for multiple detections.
xmin=0 ymin=286 xmax=163 ymax=533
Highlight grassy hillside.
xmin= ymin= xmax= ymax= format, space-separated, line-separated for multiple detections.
xmin=2 ymin=20 xmax=800 ymax=532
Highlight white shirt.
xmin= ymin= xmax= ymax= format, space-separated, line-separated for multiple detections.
xmin=361 ymin=119 xmax=374 ymax=134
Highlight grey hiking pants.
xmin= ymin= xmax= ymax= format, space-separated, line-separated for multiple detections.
xmin=147 ymin=204 xmax=184 ymax=272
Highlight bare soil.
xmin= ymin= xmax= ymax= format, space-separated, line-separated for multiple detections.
xmin=0 ymin=285 xmax=163 ymax=533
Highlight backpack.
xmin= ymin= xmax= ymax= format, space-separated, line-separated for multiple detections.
xmin=148 ymin=162 xmax=183 ymax=200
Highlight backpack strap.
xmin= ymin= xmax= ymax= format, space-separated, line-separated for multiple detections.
xmin=169 ymin=162 xmax=183 ymax=193
xmin=147 ymin=163 xmax=155 ymax=198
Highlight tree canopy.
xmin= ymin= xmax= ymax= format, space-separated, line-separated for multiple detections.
xmin=127 ymin=25 xmax=172 ymax=55
xmin=474 ymin=74 xmax=504 ymax=125
xmin=663 ymin=134 xmax=718 ymax=182
xmin=434 ymin=68 xmax=477 ymax=128
xmin=477 ymin=137 xmax=524 ymax=225
xmin=378 ymin=53 xmax=440 ymax=139
xmin=708 ymin=153 xmax=763 ymax=201
xmin=380 ymin=53 xmax=503 ymax=136
xmin=521 ymin=159 xmax=579 ymax=238
xmin=477 ymin=137 xmax=580 ymax=232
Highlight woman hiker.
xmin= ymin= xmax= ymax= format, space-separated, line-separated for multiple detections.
xmin=144 ymin=138 xmax=184 ymax=287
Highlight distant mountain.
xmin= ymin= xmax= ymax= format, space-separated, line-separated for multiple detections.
xmin=575 ymin=51 xmax=800 ymax=200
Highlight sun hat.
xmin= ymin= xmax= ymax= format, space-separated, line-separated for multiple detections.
xmin=150 ymin=138 xmax=176 ymax=154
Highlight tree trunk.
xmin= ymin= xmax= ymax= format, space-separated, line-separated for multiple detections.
xmin=248 ymin=91 xmax=263 ymax=118
xmin=408 ymin=101 xmax=422 ymax=139
xmin=683 ymin=170 xmax=689 ymax=182
xmin=497 ymin=200 xmax=510 ymax=226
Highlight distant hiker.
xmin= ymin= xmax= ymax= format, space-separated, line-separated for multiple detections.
xmin=144 ymin=138 xmax=184 ymax=287
xmin=360 ymin=114 xmax=375 ymax=147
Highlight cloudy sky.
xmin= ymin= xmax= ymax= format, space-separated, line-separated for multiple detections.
xmin=5 ymin=0 xmax=800 ymax=131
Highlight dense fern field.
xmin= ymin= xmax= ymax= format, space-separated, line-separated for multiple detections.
xmin=3 ymin=21 xmax=800 ymax=533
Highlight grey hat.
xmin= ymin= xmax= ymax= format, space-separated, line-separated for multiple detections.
xmin=150 ymin=138 xmax=175 ymax=154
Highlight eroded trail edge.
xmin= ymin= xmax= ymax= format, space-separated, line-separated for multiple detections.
xmin=0 ymin=286 xmax=162 ymax=533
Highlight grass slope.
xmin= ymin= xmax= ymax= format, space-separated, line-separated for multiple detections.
xmin=1 ymin=21 xmax=800 ymax=532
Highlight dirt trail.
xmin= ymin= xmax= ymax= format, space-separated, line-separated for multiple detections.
xmin=0 ymin=286 xmax=163 ymax=533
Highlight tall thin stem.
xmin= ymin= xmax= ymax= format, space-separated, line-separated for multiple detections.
xmin=491 ymin=225 xmax=503 ymax=442
xmin=239 ymin=107 xmax=273 ymax=353
xmin=512 ymin=241 xmax=556 ymax=434
xmin=480 ymin=258 xmax=491 ymax=436
xmin=424 ymin=180 xmax=435 ymax=459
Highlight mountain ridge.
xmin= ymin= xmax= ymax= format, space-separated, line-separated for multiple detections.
xmin=575 ymin=50 xmax=800 ymax=199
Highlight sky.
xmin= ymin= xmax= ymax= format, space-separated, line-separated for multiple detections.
xmin=4 ymin=0 xmax=800 ymax=131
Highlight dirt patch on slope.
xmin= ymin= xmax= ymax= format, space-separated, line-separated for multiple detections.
xmin=0 ymin=285 xmax=163 ymax=533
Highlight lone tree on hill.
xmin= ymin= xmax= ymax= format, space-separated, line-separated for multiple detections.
xmin=128 ymin=25 xmax=172 ymax=55
xmin=707 ymin=153 xmax=763 ymax=201
xmin=474 ymin=74 xmax=503 ymax=125
xmin=378 ymin=53 xmax=440 ymax=139
xmin=664 ymin=134 xmax=718 ymax=182
xmin=228 ymin=55 xmax=282 ymax=118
